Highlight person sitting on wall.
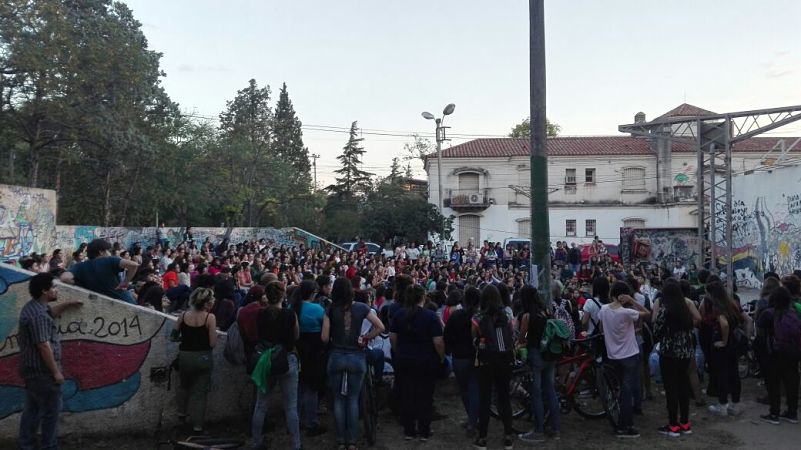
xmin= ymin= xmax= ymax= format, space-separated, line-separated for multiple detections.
xmin=60 ymin=238 xmax=140 ymax=304
xmin=18 ymin=273 xmax=83 ymax=450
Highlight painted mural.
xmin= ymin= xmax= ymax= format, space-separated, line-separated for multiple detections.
xmin=730 ymin=164 xmax=801 ymax=286
xmin=0 ymin=184 xmax=57 ymax=260
xmin=620 ymin=227 xmax=700 ymax=269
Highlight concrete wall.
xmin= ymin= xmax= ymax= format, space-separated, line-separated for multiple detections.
xmin=0 ymin=264 xmax=251 ymax=439
xmin=0 ymin=184 xmax=57 ymax=259
xmin=730 ymin=164 xmax=801 ymax=287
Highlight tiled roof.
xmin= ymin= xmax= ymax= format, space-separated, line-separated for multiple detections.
xmin=434 ymin=136 xmax=799 ymax=159
xmin=655 ymin=103 xmax=716 ymax=120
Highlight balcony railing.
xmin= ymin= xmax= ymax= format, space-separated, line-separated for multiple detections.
xmin=446 ymin=188 xmax=490 ymax=209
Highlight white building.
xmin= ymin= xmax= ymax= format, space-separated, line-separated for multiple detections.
xmin=425 ymin=104 xmax=800 ymax=246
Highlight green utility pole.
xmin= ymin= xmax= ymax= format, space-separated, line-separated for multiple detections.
xmin=529 ymin=0 xmax=552 ymax=302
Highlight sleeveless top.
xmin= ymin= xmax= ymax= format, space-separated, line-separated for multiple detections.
xmin=179 ymin=313 xmax=212 ymax=351
xmin=328 ymin=302 xmax=370 ymax=353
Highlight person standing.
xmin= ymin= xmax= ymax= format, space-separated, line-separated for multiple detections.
xmin=18 ymin=273 xmax=83 ymax=450
xmin=175 ymin=288 xmax=217 ymax=433
xmin=444 ymin=286 xmax=481 ymax=436
xmin=390 ymin=284 xmax=446 ymax=441
xmin=321 ymin=278 xmax=385 ymax=450
xmin=652 ymin=279 xmax=699 ymax=437
xmin=757 ymin=286 xmax=800 ymax=425
xmin=598 ymin=282 xmax=651 ymax=438
xmin=292 ymin=280 xmax=327 ymax=436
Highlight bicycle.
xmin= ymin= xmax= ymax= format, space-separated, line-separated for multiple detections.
xmin=490 ymin=334 xmax=608 ymax=420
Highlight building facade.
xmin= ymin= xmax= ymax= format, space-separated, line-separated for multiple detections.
xmin=425 ymin=104 xmax=799 ymax=247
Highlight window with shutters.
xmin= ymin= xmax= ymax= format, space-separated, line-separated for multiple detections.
xmin=585 ymin=219 xmax=596 ymax=237
xmin=517 ymin=219 xmax=531 ymax=239
xmin=566 ymin=219 xmax=576 ymax=237
xmin=564 ymin=168 xmax=577 ymax=194
xmin=458 ymin=173 xmax=480 ymax=191
xmin=622 ymin=167 xmax=646 ymax=191
xmin=585 ymin=168 xmax=596 ymax=183
xmin=458 ymin=215 xmax=480 ymax=246
xmin=623 ymin=218 xmax=646 ymax=228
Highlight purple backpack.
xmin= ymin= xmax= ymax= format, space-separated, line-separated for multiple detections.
xmin=773 ymin=309 xmax=801 ymax=357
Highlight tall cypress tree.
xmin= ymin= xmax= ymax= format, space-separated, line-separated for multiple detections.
xmin=273 ymin=82 xmax=311 ymax=190
xmin=327 ymin=121 xmax=373 ymax=198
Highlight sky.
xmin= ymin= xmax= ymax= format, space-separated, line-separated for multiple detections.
xmin=124 ymin=0 xmax=801 ymax=186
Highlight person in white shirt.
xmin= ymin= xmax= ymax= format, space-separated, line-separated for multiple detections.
xmin=598 ymin=281 xmax=651 ymax=439
xmin=580 ymin=276 xmax=610 ymax=336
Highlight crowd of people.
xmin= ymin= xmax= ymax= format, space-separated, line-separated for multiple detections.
xmin=13 ymin=233 xmax=801 ymax=450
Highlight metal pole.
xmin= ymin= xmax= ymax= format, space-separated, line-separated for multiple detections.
xmin=724 ymin=118 xmax=734 ymax=292
xmin=529 ymin=0 xmax=551 ymax=302
xmin=436 ymin=118 xmax=445 ymax=241
xmin=696 ymin=119 xmax=705 ymax=270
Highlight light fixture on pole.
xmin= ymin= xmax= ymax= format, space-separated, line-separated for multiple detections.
xmin=422 ymin=103 xmax=455 ymax=243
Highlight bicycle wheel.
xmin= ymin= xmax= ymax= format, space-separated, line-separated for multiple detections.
xmin=360 ymin=370 xmax=378 ymax=446
xmin=572 ymin=366 xmax=607 ymax=419
xmin=597 ymin=364 xmax=620 ymax=429
xmin=490 ymin=368 xmax=529 ymax=419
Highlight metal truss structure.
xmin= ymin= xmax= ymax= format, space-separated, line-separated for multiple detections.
xmin=619 ymin=105 xmax=801 ymax=288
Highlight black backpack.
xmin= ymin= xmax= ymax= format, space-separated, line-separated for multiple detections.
xmin=475 ymin=314 xmax=515 ymax=366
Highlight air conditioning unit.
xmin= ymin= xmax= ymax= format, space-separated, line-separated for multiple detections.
xmin=469 ymin=193 xmax=482 ymax=204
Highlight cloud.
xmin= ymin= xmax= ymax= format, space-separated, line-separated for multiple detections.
xmin=767 ymin=69 xmax=793 ymax=78
xmin=177 ymin=63 xmax=231 ymax=73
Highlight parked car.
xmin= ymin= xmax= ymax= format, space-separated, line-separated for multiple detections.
xmin=580 ymin=243 xmax=621 ymax=264
xmin=503 ymin=238 xmax=531 ymax=250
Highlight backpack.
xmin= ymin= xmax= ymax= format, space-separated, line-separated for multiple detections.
xmin=475 ymin=314 xmax=515 ymax=366
xmin=540 ymin=318 xmax=571 ymax=361
xmin=772 ymin=309 xmax=801 ymax=358
xmin=223 ymin=321 xmax=246 ymax=366
xmin=555 ymin=299 xmax=576 ymax=340
xmin=248 ymin=340 xmax=289 ymax=377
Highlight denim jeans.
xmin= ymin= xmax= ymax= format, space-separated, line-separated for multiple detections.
xmin=327 ymin=350 xmax=366 ymax=445
xmin=529 ymin=350 xmax=560 ymax=433
xmin=299 ymin=383 xmax=319 ymax=428
xmin=452 ymin=357 xmax=479 ymax=428
xmin=633 ymin=344 xmax=643 ymax=410
xmin=19 ymin=375 xmax=62 ymax=450
xmin=613 ymin=354 xmax=640 ymax=429
xmin=366 ymin=347 xmax=385 ymax=381
xmin=251 ymin=354 xmax=300 ymax=450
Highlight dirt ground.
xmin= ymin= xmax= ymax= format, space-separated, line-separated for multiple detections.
xmin=51 ymin=371 xmax=799 ymax=450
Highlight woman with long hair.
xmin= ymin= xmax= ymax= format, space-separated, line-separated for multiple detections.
xmin=652 ymin=279 xmax=699 ymax=436
xmin=757 ymin=286 xmax=800 ymax=425
xmin=175 ymin=287 xmax=217 ymax=433
xmin=517 ymin=285 xmax=560 ymax=443
xmin=293 ymin=280 xmax=327 ymax=436
xmin=702 ymin=281 xmax=744 ymax=416
xmin=472 ymin=284 xmax=515 ymax=450
xmin=321 ymin=278 xmax=384 ymax=450
xmin=443 ymin=286 xmax=481 ymax=436
xmin=390 ymin=284 xmax=446 ymax=441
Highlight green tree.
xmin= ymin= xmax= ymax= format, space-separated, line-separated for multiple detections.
xmin=509 ymin=117 xmax=561 ymax=138
xmin=388 ymin=157 xmax=402 ymax=184
xmin=273 ymin=82 xmax=311 ymax=191
xmin=326 ymin=121 xmax=373 ymax=198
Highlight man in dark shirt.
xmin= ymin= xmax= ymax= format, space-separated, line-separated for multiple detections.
xmin=60 ymin=239 xmax=139 ymax=304
xmin=18 ymin=273 xmax=82 ymax=450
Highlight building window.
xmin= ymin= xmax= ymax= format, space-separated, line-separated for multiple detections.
xmin=517 ymin=219 xmax=531 ymax=239
xmin=565 ymin=168 xmax=576 ymax=185
xmin=458 ymin=215 xmax=480 ymax=245
xmin=566 ymin=219 xmax=576 ymax=237
xmin=585 ymin=168 xmax=596 ymax=183
xmin=458 ymin=172 xmax=480 ymax=191
xmin=622 ymin=167 xmax=646 ymax=191
xmin=623 ymin=218 xmax=646 ymax=228
xmin=585 ymin=219 xmax=596 ymax=237
xmin=674 ymin=185 xmax=694 ymax=200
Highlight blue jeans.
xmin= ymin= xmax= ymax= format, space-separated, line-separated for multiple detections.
xmin=327 ymin=351 xmax=366 ymax=444
xmin=529 ymin=350 xmax=560 ymax=433
xmin=19 ymin=375 xmax=62 ymax=450
xmin=251 ymin=354 xmax=300 ymax=450
xmin=633 ymin=344 xmax=643 ymax=410
xmin=452 ymin=357 xmax=479 ymax=428
xmin=613 ymin=354 xmax=640 ymax=430
xmin=366 ymin=348 xmax=385 ymax=381
xmin=299 ymin=383 xmax=319 ymax=428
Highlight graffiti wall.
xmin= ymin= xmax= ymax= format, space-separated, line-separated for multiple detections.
xmin=0 ymin=264 xmax=251 ymax=438
xmin=620 ymin=227 xmax=700 ymax=269
xmin=730 ymin=164 xmax=801 ymax=286
xmin=0 ymin=184 xmax=57 ymax=260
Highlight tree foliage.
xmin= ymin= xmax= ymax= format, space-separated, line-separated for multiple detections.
xmin=509 ymin=117 xmax=561 ymax=138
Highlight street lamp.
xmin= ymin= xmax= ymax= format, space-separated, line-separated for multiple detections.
xmin=422 ymin=103 xmax=455 ymax=242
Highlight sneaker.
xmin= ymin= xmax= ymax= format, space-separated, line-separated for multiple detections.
xmin=679 ymin=422 xmax=693 ymax=435
xmin=727 ymin=403 xmax=742 ymax=416
xmin=760 ymin=414 xmax=780 ymax=425
xmin=404 ymin=435 xmax=416 ymax=441
xmin=518 ymin=431 xmax=545 ymax=443
xmin=708 ymin=404 xmax=727 ymax=417
xmin=305 ymin=425 xmax=327 ymax=437
xmin=472 ymin=438 xmax=488 ymax=450
xmin=419 ymin=433 xmax=432 ymax=442
xmin=615 ymin=427 xmax=640 ymax=439
xmin=503 ymin=436 xmax=514 ymax=450
xmin=657 ymin=425 xmax=681 ymax=437
xmin=779 ymin=412 xmax=799 ymax=424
